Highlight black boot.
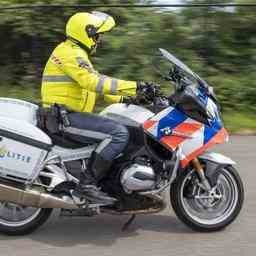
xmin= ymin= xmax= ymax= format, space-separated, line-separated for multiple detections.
xmin=74 ymin=153 xmax=116 ymax=205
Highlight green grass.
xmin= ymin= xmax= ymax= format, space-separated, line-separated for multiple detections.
xmin=223 ymin=112 xmax=256 ymax=134
xmin=0 ymin=85 xmax=40 ymax=102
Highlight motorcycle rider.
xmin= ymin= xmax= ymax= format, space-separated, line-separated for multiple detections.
xmin=41 ymin=11 xmax=156 ymax=204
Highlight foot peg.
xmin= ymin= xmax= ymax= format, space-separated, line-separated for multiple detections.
xmin=71 ymin=187 xmax=117 ymax=206
xmin=71 ymin=190 xmax=87 ymax=206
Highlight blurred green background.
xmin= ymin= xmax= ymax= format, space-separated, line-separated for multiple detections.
xmin=0 ymin=0 xmax=255 ymax=133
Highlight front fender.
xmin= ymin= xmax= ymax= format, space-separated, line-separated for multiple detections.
xmin=198 ymin=152 xmax=236 ymax=186
xmin=199 ymin=152 xmax=236 ymax=165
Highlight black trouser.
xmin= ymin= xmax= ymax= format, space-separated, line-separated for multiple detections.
xmin=63 ymin=112 xmax=129 ymax=163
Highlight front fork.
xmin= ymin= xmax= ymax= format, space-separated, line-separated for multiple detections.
xmin=191 ymin=158 xmax=212 ymax=191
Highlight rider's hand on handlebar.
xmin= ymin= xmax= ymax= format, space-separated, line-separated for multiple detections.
xmin=136 ymin=81 xmax=160 ymax=102
xmin=122 ymin=96 xmax=138 ymax=105
xmin=122 ymin=95 xmax=149 ymax=105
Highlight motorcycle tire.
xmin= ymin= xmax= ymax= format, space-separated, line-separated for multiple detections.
xmin=0 ymin=206 xmax=52 ymax=236
xmin=170 ymin=165 xmax=244 ymax=232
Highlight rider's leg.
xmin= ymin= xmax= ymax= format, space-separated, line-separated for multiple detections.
xmin=63 ymin=112 xmax=129 ymax=204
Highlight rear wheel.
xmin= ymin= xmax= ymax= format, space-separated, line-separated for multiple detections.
xmin=0 ymin=178 xmax=53 ymax=236
xmin=0 ymin=201 xmax=52 ymax=236
xmin=170 ymin=165 xmax=244 ymax=232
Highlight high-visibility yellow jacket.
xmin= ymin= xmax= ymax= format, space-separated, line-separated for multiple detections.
xmin=41 ymin=40 xmax=137 ymax=112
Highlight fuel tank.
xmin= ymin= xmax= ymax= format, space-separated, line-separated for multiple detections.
xmin=100 ymin=103 xmax=154 ymax=127
xmin=100 ymin=104 xmax=155 ymax=147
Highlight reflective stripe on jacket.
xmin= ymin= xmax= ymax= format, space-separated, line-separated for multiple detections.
xmin=41 ymin=40 xmax=137 ymax=112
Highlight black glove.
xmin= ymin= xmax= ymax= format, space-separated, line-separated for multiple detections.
xmin=122 ymin=95 xmax=149 ymax=105
xmin=137 ymin=81 xmax=160 ymax=102
xmin=122 ymin=96 xmax=138 ymax=105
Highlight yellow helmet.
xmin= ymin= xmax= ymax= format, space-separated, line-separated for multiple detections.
xmin=66 ymin=11 xmax=115 ymax=52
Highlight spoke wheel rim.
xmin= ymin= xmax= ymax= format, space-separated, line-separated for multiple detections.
xmin=180 ymin=168 xmax=239 ymax=225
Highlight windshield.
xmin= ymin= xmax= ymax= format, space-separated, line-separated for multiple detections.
xmin=158 ymin=48 xmax=208 ymax=88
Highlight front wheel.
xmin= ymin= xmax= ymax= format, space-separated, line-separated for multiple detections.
xmin=170 ymin=165 xmax=244 ymax=232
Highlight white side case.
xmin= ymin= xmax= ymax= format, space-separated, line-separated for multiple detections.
xmin=0 ymin=98 xmax=39 ymax=125
xmin=0 ymin=101 xmax=52 ymax=182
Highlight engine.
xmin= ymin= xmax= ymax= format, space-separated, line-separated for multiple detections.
xmin=120 ymin=163 xmax=156 ymax=194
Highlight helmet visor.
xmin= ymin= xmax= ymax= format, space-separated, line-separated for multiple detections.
xmin=92 ymin=11 xmax=115 ymax=34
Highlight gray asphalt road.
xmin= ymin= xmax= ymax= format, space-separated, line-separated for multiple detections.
xmin=0 ymin=136 xmax=255 ymax=256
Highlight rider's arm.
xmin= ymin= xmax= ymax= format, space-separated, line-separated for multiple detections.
xmin=61 ymin=54 xmax=137 ymax=97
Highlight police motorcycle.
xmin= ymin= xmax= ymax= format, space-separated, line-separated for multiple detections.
xmin=0 ymin=48 xmax=244 ymax=235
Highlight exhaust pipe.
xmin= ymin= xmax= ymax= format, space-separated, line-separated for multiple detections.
xmin=0 ymin=182 xmax=78 ymax=209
